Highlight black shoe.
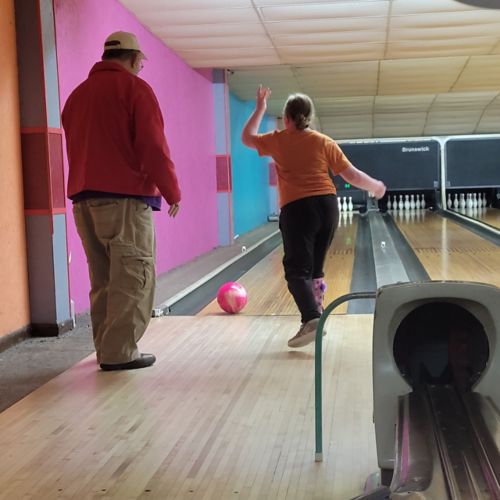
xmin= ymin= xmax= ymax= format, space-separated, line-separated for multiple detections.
xmin=100 ymin=353 xmax=156 ymax=371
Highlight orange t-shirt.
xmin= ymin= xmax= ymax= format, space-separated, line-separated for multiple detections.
xmin=252 ymin=128 xmax=351 ymax=208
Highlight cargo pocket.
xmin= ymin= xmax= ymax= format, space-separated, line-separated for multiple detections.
xmin=120 ymin=256 xmax=155 ymax=291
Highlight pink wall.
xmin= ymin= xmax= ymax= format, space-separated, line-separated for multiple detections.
xmin=54 ymin=0 xmax=217 ymax=313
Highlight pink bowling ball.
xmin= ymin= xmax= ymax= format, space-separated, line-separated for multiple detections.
xmin=217 ymin=282 xmax=248 ymax=314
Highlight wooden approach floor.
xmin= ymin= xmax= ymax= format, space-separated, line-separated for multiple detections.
xmin=0 ymin=314 xmax=376 ymax=500
xmin=4 ymin=210 xmax=498 ymax=499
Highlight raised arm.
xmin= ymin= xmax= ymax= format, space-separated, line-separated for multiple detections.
xmin=241 ymin=85 xmax=272 ymax=149
xmin=340 ymin=164 xmax=386 ymax=199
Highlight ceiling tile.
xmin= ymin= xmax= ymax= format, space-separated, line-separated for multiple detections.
xmin=476 ymin=108 xmax=500 ymax=133
xmin=260 ymin=1 xmax=389 ymax=22
xmin=389 ymin=24 xmax=500 ymax=41
xmin=433 ymin=91 xmax=498 ymax=110
xmin=386 ymin=38 xmax=497 ymax=59
xmin=379 ymin=57 xmax=467 ymax=95
xmin=165 ymin=35 xmax=272 ymax=50
xmin=294 ymin=60 xmax=379 ymax=76
xmin=391 ymin=0 xmax=477 ymax=15
xmin=424 ymin=123 xmax=477 ymax=135
xmin=374 ymin=112 xmax=427 ymax=126
xmin=265 ymin=16 xmax=388 ymax=35
xmin=373 ymin=125 xmax=426 ymax=138
xmin=253 ymin=0 xmax=384 ymax=4
xmin=391 ymin=10 xmax=500 ymax=29
xmin=273 ymin=31 xmax=386 ymax=46
xmin=452 ymin=56 xmax=500 ymax=91
xmin=155 ymin=23 xmax=265 ymax=38
xmin=374 ymin=95 xmax=435 ymax=112
xmin=139 ymin=7 xmax=260 ymax=25
xmin=120 ymin=0 xmax=251 ymax=8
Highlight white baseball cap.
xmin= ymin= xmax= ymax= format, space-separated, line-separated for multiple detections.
xmin=103 ymin=31 xmax=147 ymax=59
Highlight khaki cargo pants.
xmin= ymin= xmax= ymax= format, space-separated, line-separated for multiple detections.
xmin=73 ymin=198 xmax=156 ymax=364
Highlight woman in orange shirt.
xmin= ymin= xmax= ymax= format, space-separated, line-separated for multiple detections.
xmin=242 ymin=86 xmax=386 ymax=348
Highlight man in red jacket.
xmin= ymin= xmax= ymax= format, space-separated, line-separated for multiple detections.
xmin=62 ymin=31 xmax=181 ymax=371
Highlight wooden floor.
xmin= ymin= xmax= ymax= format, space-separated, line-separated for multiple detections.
xmin=200 ymin=217 xmax=358 ymax=316
xmin=0 ymin=315 xmax=376 ymax=500
xmin=3 ymin=210 xmax=500 ymax=500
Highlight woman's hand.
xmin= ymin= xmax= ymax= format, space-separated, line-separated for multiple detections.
xmin=372 ymin=180 xmax=387 ymax=200
xmin=256 ymin=85 xmax=271 ymax=112
xmin=242 ymin=86 xmax=272 ymax=148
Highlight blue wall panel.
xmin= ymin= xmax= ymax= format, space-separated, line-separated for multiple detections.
xmin=213 ymin=83 xmax=228 ymax=155
xmin=229 ymin=93 xmax=271 ymax=236
xmin=52 ymin=214 xmax=70 ymax=322
xmin=217 ymin=192 xmax=232 ymax=246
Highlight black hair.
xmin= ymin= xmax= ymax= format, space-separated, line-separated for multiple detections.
xmin=284 ymin=93 xmax=314 ymax=130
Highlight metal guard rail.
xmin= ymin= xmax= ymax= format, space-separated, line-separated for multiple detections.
xmin=315 ymin=291 xmax=377 ymax=462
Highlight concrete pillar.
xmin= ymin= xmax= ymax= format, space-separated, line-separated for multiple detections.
xmin=15 ymin=0 xmax=72 ymax=335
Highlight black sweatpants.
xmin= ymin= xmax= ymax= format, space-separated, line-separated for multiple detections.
xmin=279 ymin=194 xmax=339 ymax=324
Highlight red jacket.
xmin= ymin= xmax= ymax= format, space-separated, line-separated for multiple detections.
xmin=62 ymin=62 xmax=181 ymax=205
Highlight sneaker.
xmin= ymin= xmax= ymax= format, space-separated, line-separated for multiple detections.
xmin=288 ymin=318 xmax=324 ymax=348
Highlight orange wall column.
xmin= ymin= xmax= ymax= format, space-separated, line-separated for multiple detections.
xmin=0 ymin=0 xmax=30 ymax=340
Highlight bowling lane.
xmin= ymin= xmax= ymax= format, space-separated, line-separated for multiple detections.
xmin=476 ymin=207 xmax=500 ymax=229
xmin=450 ymin=207 xmax=500 ymax=230
xmin=393 ymin=210 xmax=500 ymax=287
xmin=199 ymin=214 xmax=358 ymax=316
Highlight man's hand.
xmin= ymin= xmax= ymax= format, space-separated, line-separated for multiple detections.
xmin=168 ymin=203 xmax=180 ymax=217
xmin=256 ymin=85 xmax=271 ymax=112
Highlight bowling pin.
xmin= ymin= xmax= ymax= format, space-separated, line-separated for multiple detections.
xmin=410 ymin=194 xmax=415 ymax=210
xmin=447 ymin=194 xmax=452 ymax=209
xmin=453 ymin=193 xmax=459 ymax=209
xmin=421 ymin=194 xmax=426 ymax=210
xmin=404 ymin=195 xmax=410 ymax=211
xmin=387 ymin=196 xmax=392 ymax=210
xmin=459 ymin=193 xmax=466 ymax=209
xmin=348 ymin=196 xmax=353 ymax=212
xmin=342 ymin=197 xmax=348 ymax=212
xmin=398 ymin=195 xmax=404 ymax=211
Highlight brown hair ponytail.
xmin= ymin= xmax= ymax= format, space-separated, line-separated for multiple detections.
xmin=283 ymin=94 xmax=314 ymax=130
